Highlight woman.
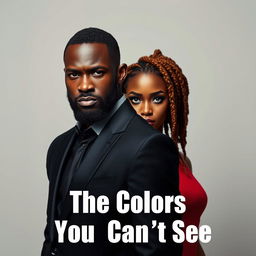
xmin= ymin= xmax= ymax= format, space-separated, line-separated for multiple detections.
xmin=123 ymin=50 xmax=207 ymax=256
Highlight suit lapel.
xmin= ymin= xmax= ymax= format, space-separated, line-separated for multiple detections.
xmin=59 ymin=132 xmax=122 ymax=219
xmin=59 ymin=100 xmax=136 ymax=219
xmin=71 ymin=132 xmax=122 ymax=189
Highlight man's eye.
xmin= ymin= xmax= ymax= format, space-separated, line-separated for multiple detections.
xmin=93 ymin=70 xmax=105 ymax=77
xmin=129 ymin=96 xmax=141 ymax=104
xmin=153 ymin=96 xmax=165 ymax=104
xmin=67 ymin=73 xmax=79 ymax=79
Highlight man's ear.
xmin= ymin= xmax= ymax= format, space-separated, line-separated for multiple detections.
xmin=117 ymin=63 xmax=127 ymax=84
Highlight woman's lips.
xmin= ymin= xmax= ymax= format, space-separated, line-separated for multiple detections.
xmin=145 ymin=119 xmax=155 ymax=126
xmin=77 ymin=96 xmax=97 ymax=107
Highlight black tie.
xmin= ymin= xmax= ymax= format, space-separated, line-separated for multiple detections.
xmin=57 ymin=128 xmax=98 ymax=216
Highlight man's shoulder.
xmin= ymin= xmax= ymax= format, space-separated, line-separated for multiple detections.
xmin=115 ymin=100 xmax=161 ymax=138
xmin=49 ymin=126 xmax=76 ymax=149
xmin=128 ymin=114 xmax=164 ymax=138
xmin=111 ymin=100 xmax=173 ymax=144
xmin=46 ymin=127 xmax=76 ymax=176
xmin=125 ymin=114 xmax=177 ymax=151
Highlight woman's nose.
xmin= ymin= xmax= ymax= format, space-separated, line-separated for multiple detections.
xmin=141 ymin=102 xmax=153 ymax=116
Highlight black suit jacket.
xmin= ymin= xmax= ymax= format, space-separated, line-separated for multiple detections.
xmin=42 ymin=100 xmax=182 ymax=256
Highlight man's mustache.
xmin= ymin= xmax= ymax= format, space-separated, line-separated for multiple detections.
xmin=74 ymin=93 xmax=102 ymax=103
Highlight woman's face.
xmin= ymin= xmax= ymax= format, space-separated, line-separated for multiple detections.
xmin=125 ymin=73 xmax=169 ymax=131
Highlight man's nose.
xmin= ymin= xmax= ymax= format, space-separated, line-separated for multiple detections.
xmin=78 ymin=75 xmax=94 ymax=92
xmin=141 ymin=102 xmax=153 ymax=116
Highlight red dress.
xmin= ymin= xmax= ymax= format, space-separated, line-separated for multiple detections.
xmin=179 ymin=160 xmax=207 ymax=256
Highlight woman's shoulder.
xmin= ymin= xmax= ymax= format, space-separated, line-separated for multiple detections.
xmin=179 ymin=152 xmax=193 ymax=171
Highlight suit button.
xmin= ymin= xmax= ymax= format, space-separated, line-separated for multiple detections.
xmin=51 ymin=247 xmax=57 ymax=255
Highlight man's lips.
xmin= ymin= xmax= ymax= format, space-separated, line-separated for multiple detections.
xmin=77 ymin=96 xmax=97 ymax=107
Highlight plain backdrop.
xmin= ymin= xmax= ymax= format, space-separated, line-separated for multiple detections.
xmin=1 ymin=0 xmax=255 ymax=255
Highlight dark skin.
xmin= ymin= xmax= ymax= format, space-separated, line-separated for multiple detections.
xmin=126 ymin=72 xmax=206 ymax=256
xmin=64 ymin=43 xmax=127 ymax=127
xmin=125 ymin=73 xmax=169 ymax=131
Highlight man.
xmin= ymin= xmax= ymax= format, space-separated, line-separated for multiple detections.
xmin=42 ymin=27 xmax=181 ymax=256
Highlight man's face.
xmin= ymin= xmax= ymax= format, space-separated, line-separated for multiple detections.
xmin=64 ymin=43 xmax=120 ymax=127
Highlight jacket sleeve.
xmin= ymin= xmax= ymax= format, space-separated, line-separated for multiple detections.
xmin=41 ymin=140 xmax=57 ymax=256
xmin=41 ymin=128 xmax=75 ymax=256
xmin=126 ymin=133 xmax=182 ymax=256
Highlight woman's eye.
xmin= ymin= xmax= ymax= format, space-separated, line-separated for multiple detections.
xmin=129 ymin=97 xmax=141 ymax=104
xmin=153 ymin=96 xmax=165 ymax=104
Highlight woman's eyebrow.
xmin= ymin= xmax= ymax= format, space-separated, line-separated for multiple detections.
xmin=127 ymin=91 xmax=142 ymax=96
xmin=150 ymin=90 xmax=166 ymax=96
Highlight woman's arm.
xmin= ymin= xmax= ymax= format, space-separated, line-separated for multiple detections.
xmin=197 ymin=242 xmax=206 ymax=256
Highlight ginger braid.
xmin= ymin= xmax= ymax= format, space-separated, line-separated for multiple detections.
xmin=123 ymin=49 xmax=189 ymax=156
xmin=152 ymin=51 xmax=189 ymax=154
xmin=138 ymin=56 xmax=179 ymax=144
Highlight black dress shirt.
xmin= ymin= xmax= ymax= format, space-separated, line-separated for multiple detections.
xmin=57 ymin=128 xmax=97 ymax=216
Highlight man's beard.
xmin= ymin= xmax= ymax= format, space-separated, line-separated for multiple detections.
xmin=67 ymin=85 xmax=119 ymax=127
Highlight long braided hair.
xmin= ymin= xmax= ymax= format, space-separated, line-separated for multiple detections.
xmin=123 ymin=49 xmax=189 ymax=156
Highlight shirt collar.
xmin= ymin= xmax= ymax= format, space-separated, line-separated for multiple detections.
xmin=76 ymin=95 xmax=126 ymax=136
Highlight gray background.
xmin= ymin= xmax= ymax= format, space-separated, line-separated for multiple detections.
xmin=1 ymin=0 xmax=255 ymax=255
